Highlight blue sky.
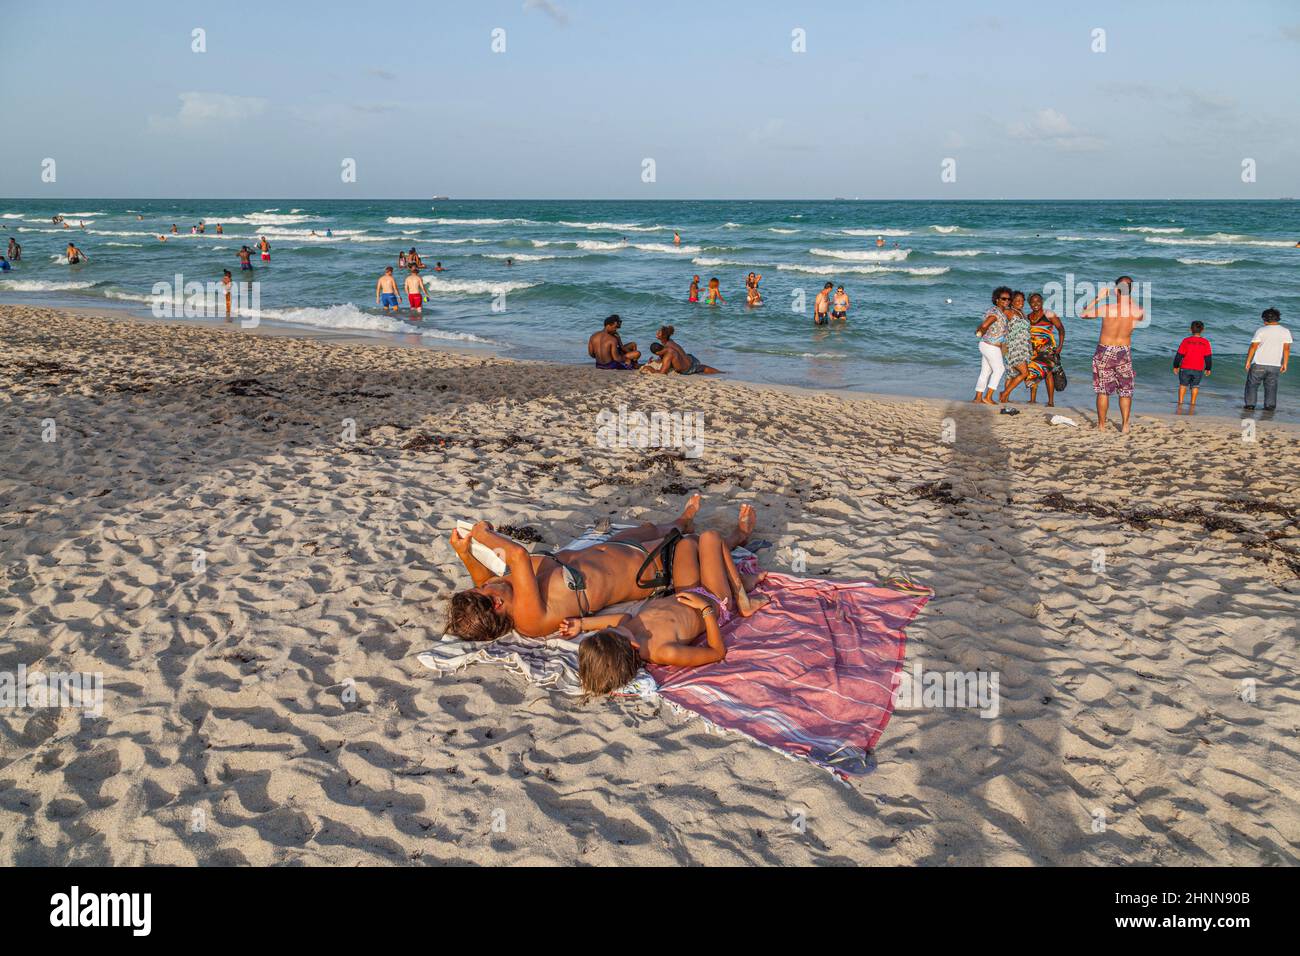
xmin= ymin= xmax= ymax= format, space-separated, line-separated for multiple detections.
xmin=2 ymin=0 xmax=1298 ymax=199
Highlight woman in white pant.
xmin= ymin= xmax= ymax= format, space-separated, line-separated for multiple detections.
xmin=973 ymin=286 xmax=1012 ymax=404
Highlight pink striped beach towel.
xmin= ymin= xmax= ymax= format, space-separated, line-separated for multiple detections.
xmin=648 ymin=572 xmax=929 ymax=777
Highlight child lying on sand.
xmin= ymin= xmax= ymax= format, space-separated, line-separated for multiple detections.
xmin=560 ymin=524 xmax=768 ymax=695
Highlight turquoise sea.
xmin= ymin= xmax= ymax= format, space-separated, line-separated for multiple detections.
xmin=2 ymin=199 xmax=1296 ymax=418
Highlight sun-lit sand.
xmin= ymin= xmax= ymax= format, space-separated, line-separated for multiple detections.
xmin=1 ymin=304 xmax=1296 ymax=865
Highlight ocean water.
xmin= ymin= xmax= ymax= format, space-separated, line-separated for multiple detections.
xmin=2 ymin=199 xmax=1297 ymax=418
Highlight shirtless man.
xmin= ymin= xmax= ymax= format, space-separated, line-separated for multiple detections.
xmin=376 ymin=266 xmax=401 ymax=312
xmin=831 ymin=285 xmax=850 ymax=320
xmin=257 ymin=236 xmax=271 ymax=262
xmin=404 ymin=268 xmax=430 ymax=317
xmin=588 ymin=314 xmax=640 ymax=369
xmin=814 ymin=282 xmax=833 ymax=325
xmin=1080 ymin=276 xmax=1145 ymax=433
xmin=688 ymin=275 xmax=701 ymax=303
xmin=65 ymin=242 xmax=88 ymax=265
xmin=446 ymin=495 xmax=756 ymax=641
xmin=237 ymin=246 xmax=254 ymax=271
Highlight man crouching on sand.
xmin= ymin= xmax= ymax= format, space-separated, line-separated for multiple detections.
xmin=446 ymin=496 xmax=757 ymax=641
xmin=1080 ymin=276 xmax=1145 ymax=434
xmin=562 ymin=514 xmax=769 ymax=695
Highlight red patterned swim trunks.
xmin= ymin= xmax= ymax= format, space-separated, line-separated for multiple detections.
xmin=1092 ymin=344 xmax=1134 ymax=397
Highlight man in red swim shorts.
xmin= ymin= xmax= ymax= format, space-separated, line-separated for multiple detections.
xmin=404 ymin=268 xmax=429 ymax=317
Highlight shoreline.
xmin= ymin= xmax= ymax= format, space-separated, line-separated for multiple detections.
xmin=3 ymin=296 xmax=1291 ymax=433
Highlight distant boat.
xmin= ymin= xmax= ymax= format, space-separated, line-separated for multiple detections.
xmin=431 ymin=195 xmax=450 ymax=202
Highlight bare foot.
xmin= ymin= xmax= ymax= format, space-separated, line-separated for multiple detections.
xmin=676 ymin=493 xmax=702 ymax=532
xmin=1120 ymin=423 xmax=1130 ymax=434
xmin=1094 ymin=422 xmax=1108 ymax=431
xmin=736 ymin=592 xmax=771 ymax=618
xmin=1045 ymin=401 xmax=1055 ymax=407
xmin=726 ymin=503 xmax=757 ymax=549
xmin=741 ymin=570 xmax=768 ymax=591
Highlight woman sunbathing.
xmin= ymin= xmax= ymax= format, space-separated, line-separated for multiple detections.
xmin=561 ymin=517 xmax=769 ymax=695
xmin=446 ymin=497 xmax=755 ymax=642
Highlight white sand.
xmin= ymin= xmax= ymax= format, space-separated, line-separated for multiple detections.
xmin=1 ymin=305 xmax=1297 ymax=866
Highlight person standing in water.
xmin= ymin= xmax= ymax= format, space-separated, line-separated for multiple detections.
xmin=237 ymin=246 xmax=254 ymax=271
xmin=1172 ymin=320 xmax=1212 ymax=412
xmin=831 ymin=285 xmax=850 ymax=321
xmin=706 ymin=277 xmax=725 ymax=305
xmin=814 ymin=282 xmax=832 ymax=325
xmin=65 ymin=242 xmax=88 ymax=265
xmin=673 ymin=231 xmax=681 ymax=246
xmin=688 ymin=275 xmax=701 ymax=302
xmin=1080 ymin=276 xmax=1145 ymax=433
xmin=404 ymin=267 xmax=430 ymax=317
xmin=745 ymin=272 xmax=763 ymax=306
xmin=376 ymin=266 xmax=402 ymax=313
xmin=257 ymin=236 xmax=270 ymax=262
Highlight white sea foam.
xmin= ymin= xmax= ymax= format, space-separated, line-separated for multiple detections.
xmin=387 ymin=217 xmax=438 ymax=224
xmin=423 ymin=277 xmax=539 ymax=294
xmin=1 ymin=213 xmax=25 ymax=219
xmin=430 ymin=217 xmax=532 ymax=226
xmin=0 ymin=278 xmax=95 ymax=291
xmin=632 ymin=242 xmax=701 ymax=254
xmin=1055 ymin=235 xmax=1121 ymax=242
xmin=106 ymin=242 xmax=144 ymax=247
xmin=256 ymin=303 xmax=503 ymax=344
xmin=103 ymin=290 xmax=153 ymax=303
xmin=483 ymin=253 xmax=557 ymax=262
xmin=209 ymin=213 xmax=318 ymax=225
xmin=930 ymin=225 xmax=961 ymax=233
xmin=809 ymin=247 xmax=910 ymax=262
xmin=1177 ymin=256 xmax=1239 ymax=266
xmin=842 ymin=228 xmax=911 ymax=237
xmin=723 ymin=222 xmax=743 ymax=229
xmin=692 ymin=257 xmax=750 ymax=267
xmin=1121 ymin=226 xmax=1184 ymax=233
xmin=576 ymin=240 xmax=626 ymax=251
xmin=777 ymin=263 xmax=947 ymax=276
xmin=934 ymin=249 xmax=983 ymax=256
xmin=1148 ymin=234 xmax=1292 ymax=248
xmin=769 ymin=227 xmax=799 ymax=234
xmin=558 ymin=220 xmax=664 ymax=232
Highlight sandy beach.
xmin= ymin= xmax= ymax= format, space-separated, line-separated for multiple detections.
xmin=1 ymin=303 xmax=1296 ymax=867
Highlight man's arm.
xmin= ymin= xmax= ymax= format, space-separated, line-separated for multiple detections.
xmin=1282 ymin=342 xmax=1291 ymax=373
xmin=1245 ymin=342 xmax=1259 ymax=370
xmin=1078 ymin=289 xmax=1110 ymax=319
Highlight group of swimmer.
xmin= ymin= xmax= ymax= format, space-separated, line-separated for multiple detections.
xmin=374 ymin=249 xmax=449 ymax=317
xmin=446 ymin=495 xmax=768 ymax=695
xmin=687 ymin=273 xmax=851 ymax=323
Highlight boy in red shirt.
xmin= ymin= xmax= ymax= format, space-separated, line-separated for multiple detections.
xmin=1173 ymin=321 xmax=1212 ymax=411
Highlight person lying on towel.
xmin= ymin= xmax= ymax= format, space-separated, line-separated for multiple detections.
xmin=446 ymin=496 xmax=754 ymax=642
xmin=560 ymin=518 xmax=770 ymax=695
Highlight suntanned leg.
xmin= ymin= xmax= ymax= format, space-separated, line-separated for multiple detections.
xmin=669 ymin=536 xmax=701 ymax=591
xmin=1189 ymin=387 xmax=1199 ymax=409
xmin=608 ymin=493 xmax=702 ymax=546
xmin=1119 ymin=396 xmax=1132 ymax=434
xmin=697 ymin=530 xmax=770 ymax=618
xmin=1177 ymin=384 xmax=1186 ymax=407
xmin=724 ymin=502 xmax=756 ymax=550
xmin=1095 ymin=393 xmax=1109 ymax=430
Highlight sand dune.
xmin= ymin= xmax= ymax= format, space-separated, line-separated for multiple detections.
xmin=0 ymin=305 xmax=1296 ymax=866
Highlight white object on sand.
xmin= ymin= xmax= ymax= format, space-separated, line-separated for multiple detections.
xmin=1050 ymin=415 xmax=1079 ymax=427
xmin=455 ymin=520 xmax=509 ymax=575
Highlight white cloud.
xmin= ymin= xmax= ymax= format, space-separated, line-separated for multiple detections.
xmin=150 ymin=92 xmax=269 ymax=132
xmin=1007 ymin=108 xmax=1105 ymax=152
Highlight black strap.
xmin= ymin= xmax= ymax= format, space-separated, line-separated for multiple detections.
xmin=635 ymin=528 xmax=681 ymax=596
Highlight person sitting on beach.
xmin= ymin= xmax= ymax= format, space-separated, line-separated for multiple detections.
xmin=376 ymin=266 xmax=402 ymax=312
xmin=639 ymin=342 xmax=670 ymax=373
xmin=653 ymin=325 xmax=722 ymax=375
xmin=564 ymin=512 xmax=770 ymax=694
xmin=446 ymin=495 xmax=750 ymax=642
xmin=832 ymin=285 xmax=850 ymax=321
xmin=237 ymin=246 xmax=254 ymax=271
xmin=588 ymin=314 xmax=640 ymax=369
xmin=404 ymin=268 xmax=429 ymax=317
xmin=65 ymin=242 xmax=88 ymax=265
xmin=1173 ymin=320 xmax=1212 ymax=411
xmin=706 ymin=277 xmax=725 ymax=305
xmin=745 ymin=272 xmax=763 ymax=307
xmin=1080 ymin=276 xmax=1145 ymax=433
xmin=688 ymin=275 xmax=701 ymax=303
